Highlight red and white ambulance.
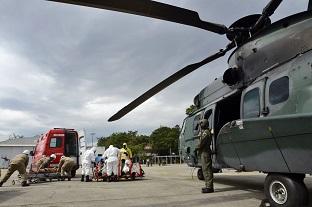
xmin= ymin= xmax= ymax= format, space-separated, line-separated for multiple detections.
xmin=31 ymin=128 xmax=80 ymax=176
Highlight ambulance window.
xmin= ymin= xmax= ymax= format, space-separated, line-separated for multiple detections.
xmin=50 ymin=137 xmax=62 ymax=148
xmin=269 ymin=76 xmax=289 ymax=105
xmin=243 ymin=88 xmax=260 ymax=118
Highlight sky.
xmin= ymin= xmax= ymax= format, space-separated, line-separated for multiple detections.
xmin=0 ymin=0 xmax=308 ymax=142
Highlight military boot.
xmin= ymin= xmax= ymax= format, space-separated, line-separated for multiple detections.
xmin=0 ymin=181 xmax=3 ymax=187
xmin=85 ymin=175 xmax=91 ymax=182
xmin=81 ymin=175 xmax=85 ymax=182
xmin=21 ymin=181 xmax=30 ymax=187
xmin=107 ymin=176 xmax=111 ymax=182
xmin=201 ymin=187 xmax=214 ymax=193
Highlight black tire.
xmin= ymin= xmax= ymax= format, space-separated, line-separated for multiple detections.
xmin=264 ymin=173 xmax=308 ymax=207
xmin=197 ymin=168 xmax=204 ymax=180
xmin=71 ymin=170 xmax=76 ymax=178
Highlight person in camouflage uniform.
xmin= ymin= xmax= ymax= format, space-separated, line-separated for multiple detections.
xmin=198 ymin=119 xmax=214 ymax=193
xmin=58 ymin=156 xmax=76 ymax=181
xmin=36 ymin=154 xmax=56 ymax=172
xmin=0 ymin=150 xmax=30 ymax=187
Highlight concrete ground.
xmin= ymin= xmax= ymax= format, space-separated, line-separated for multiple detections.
xmin=0 ymin=164 xmax=312 ymax=207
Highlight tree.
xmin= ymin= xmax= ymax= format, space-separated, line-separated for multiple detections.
xmin=150 ymin=126 xmax=180 ymax=156
xmin=97 ymin=131 xmax=149 ymax=156
xmin=186 ymin=104 xmax=197 ymax=115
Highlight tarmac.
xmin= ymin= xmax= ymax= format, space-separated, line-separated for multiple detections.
xmin=0 ymin=164 xmax=312 ymax=207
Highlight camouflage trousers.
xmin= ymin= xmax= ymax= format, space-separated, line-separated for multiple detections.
xmin=200 ymin=151 xmax=213 ymax=188
xmin=1 ymin=163 xmax=27 ymax=183
xmin=60 ymin=163 xmax=75 ymax=176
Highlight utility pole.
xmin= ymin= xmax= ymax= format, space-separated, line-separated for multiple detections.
xmin=90 ymin=132 xmax=96 ymax=147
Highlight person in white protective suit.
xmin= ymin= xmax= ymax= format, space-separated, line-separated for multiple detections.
xmin=122 ymin=157 xmax=132 ymax=174
xmin=81 ymin=147 xmax=96 ymax=182
xmin=103 ymin=145 xmax=120 ymax=182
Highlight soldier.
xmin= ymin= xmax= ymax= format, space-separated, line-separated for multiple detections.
xmin=198 ymin=119 xmax=214 ymax=193
xmin=36 ymin=154 xmax=56 ymax=172
xmin=58 ymin=156 xmax=75 ymax=181
xmin=0 ymin=150 xmax=30 ymax=187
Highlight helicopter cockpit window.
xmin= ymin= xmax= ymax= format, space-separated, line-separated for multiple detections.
xmin=269 ymin=76 xmax=289 ymax=105
xmin=193 ymin=114 xmax=201 ymax=136
xmin=243 ymin=88 xmax=260 ymax=119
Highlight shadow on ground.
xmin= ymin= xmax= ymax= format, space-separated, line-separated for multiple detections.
xmin=0 ymin=190 xmax=25 ymax=203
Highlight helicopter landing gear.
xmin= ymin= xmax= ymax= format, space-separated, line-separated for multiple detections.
xmin=264 ymin=173 xmax=308 ymax=207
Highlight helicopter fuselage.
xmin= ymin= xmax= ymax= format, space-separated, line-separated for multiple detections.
xmin=180 ymin=11 xmax=312 ymax=175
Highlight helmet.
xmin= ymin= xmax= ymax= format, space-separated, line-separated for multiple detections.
xmin=200 ymin=119 xmax=209 ymax=129
xmin=123 ymin=143 xmax=127 ymax=148
xmin=50 ymin=154 xmax=56 ymax=159
xmin=23 ymin=150 xmax=30 ymax=155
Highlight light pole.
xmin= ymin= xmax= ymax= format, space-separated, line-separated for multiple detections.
xmin=90 ymin=132 xmax=96 ymax=147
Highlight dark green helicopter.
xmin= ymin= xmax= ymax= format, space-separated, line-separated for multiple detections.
xmin=48 ymin=0 xmax=312 ymax=206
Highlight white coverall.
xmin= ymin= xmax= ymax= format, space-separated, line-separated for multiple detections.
xmin=103 ymin=145 xmax=120 ymax=176
xmin=81 ymin=147 xmax=96 ymax=176
xmin=122 ymin=159 xmax=132 ymax=173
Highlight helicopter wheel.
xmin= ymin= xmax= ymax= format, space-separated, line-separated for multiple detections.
xmin=264 ymin=173 xmax=308 ymax=207
xmin=197 ymin=168 xmax=204 ymax=180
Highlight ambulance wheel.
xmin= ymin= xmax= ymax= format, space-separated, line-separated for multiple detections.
xmin=197 ymin=168 xmax=204 ymax=180
xmin=264 ymin=173 xmax=308 ymax=207
xmin=71 ymin=170 xmax=76 ymax=178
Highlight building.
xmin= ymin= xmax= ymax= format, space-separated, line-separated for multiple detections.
xmin=0 ymin=137 xmax=37 ymax=168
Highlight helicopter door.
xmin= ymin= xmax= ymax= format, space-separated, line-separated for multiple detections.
xmin=230 ymin=78 xmax=289 ymax=172
xmin=203 ymin=105 xmax=221 ymax=170
xmin=185 ymin=111 xmax=203 ymax=167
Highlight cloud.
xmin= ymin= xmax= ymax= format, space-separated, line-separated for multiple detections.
xmin=0 ymin=0 xmax=308 ymax=141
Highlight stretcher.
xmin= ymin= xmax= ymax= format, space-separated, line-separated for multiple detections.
xmin=12 ymin=168 xmax=60 ymax=185
xmin=93 ymin=160 xmax=145 ymax=182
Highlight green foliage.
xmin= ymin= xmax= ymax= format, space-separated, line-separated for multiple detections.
xmin=150 ymin=126 xmax=180 ymax=156
xmin=186 ymin=104 xmax=197 ymax=115
xmin=97 ymin=126 xmax=180 ymax=157
xmin=97 ymin=131 xmax=149 ymax=156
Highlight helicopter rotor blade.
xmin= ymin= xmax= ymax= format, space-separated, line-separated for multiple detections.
xmin=108 ymin=42 xmax=235 ymax=122
xmin=47 ymin=0 xmax=228 ymax=34
xmin=253 ymin=0 xmax=283 ymax=31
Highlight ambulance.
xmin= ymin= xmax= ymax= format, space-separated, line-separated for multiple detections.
xmin=30 ymin=128 xmax=80 ymax=176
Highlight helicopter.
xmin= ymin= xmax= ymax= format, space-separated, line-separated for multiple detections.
xmin=47 ymin=0 xmax=312 ymax=206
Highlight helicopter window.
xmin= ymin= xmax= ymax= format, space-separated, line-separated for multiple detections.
xmin=193 ymin=114 xmax=201 ymax=136
xmin=269 ymin=76 xmax=289 ymax=105
xmin=243 ymin=88 xmax=260 ymax=118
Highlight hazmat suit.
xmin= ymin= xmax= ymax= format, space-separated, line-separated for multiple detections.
xmin=58 ymin=156 xmax=76 ymax=181
xmin=0 ymin=150 xmax=30 ymax=187
xmin=81 ymin=147 xmax=96 ymax=182
xmin=103 ymin=145 xmax=120 ymax=181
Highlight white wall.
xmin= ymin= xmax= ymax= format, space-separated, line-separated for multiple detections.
xmin=0 ymin=146 xmax=34 ymax=168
